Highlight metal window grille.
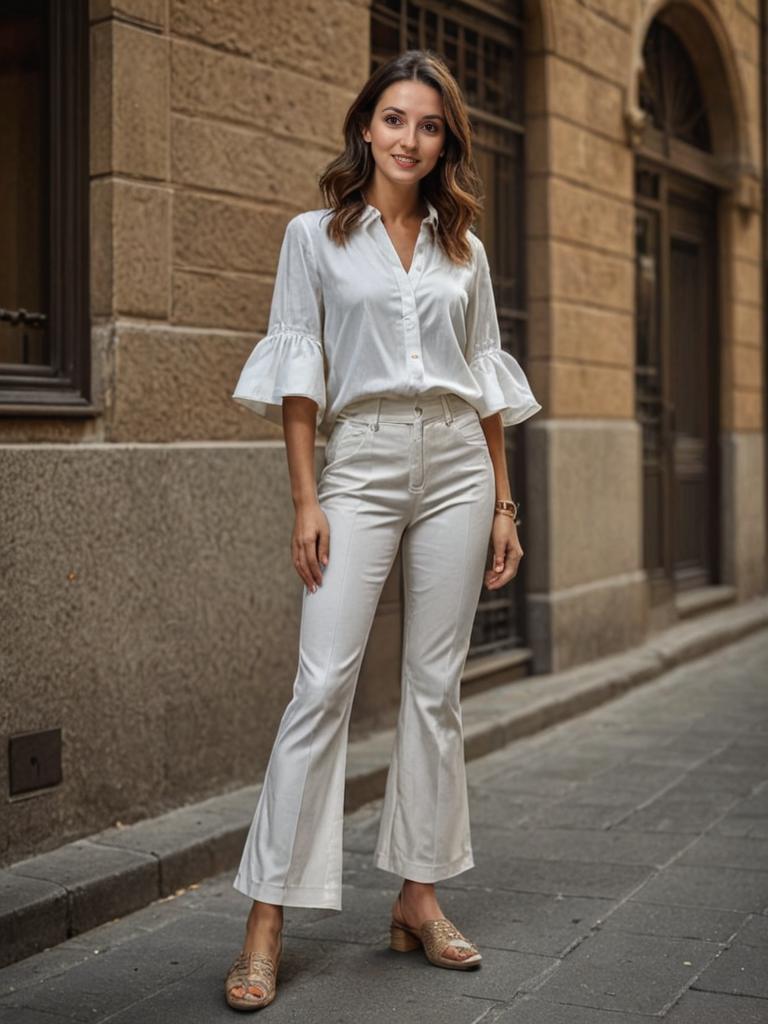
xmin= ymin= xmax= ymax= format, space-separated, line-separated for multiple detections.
xmin=371 ymin=0 xmax=529 ymax=656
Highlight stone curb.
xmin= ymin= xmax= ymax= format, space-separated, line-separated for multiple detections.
xmin=2 ymin=594 xmax=767 ymax=968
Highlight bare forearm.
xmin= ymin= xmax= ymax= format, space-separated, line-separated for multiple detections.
xmin=481 ymin=413 xmax=512 ymax=502
xmin=283 ymin=397 xmax=320 ymax=509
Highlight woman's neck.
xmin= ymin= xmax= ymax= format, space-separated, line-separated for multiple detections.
xmin=362 ymin=183 xmax=426 ymax=226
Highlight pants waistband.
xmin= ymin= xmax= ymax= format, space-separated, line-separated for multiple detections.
xmin=337 ymin=393 xmax=475 ymax=428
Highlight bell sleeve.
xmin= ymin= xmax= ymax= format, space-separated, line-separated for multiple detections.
xmin=232 ymin=214 xmax=326 ymax=429
xmin=465 ymin=236 xmax=542 ymax=426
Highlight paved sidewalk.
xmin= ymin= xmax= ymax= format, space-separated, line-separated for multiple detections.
xmin=1 ymin=628 xmax=767 ymax=1022
xmin=5 ymin=595 xmax=766 ymax=970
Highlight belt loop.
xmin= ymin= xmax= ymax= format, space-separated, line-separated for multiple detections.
xmin=373 ymin=397 xmax=382 ymax=431
xmin=441 ymin=394 xmax=454 ymax=425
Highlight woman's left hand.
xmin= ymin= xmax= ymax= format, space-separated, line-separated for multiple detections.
xmin=484 ymin=514 xmax=523 ymax=589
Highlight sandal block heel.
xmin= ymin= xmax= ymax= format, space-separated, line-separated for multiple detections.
xmin=389 ymin=922 xmax=421 ymax=952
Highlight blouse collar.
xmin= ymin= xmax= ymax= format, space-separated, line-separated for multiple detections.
xmin=359 ymin=197 xmax=439 ymax=230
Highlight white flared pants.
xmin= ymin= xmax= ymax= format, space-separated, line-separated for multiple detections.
xmin=232 ymin=392 xmax=496 ymax=910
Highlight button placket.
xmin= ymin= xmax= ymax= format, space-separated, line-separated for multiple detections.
xmin=404 ymin=289 xmax=423 ymax=380
xmin=401 ymin=273 xmax=423 ymax=382
xmin=372 ymin=218 xmax=425 ymax=386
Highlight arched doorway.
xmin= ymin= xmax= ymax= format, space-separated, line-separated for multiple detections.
xmin=634 ymin=16 xmax=721 ymax=601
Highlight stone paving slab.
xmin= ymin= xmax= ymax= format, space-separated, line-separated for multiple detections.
xmin=531 ymin=927 xmax=722 ymax=1015
xmin=0 ymin=620 xmax=767 ymax=1020
xmin=494 ymin=998 xmax=652 ymax=1023
xmin=470 ymin=822 xmax=691 ymax=867
xmin=0 ymin=872 xmax=67 ymax=967
xmin=513 ymin=798 xmax=640 ymax=831
xmin=442 ymin=851 xmax=656 ymax=901
xmin=7 ymin=841 xmax=158 ymax=946
xmin=715 ymin=816 xmax=768 ymax=839
xmin=692 ymin=941 xmax=768 ymax=1000
xmin=675 ymin=832 xmax=768 ymax=871
xmin=90 ymin=801 xmax=251 ymax=896
xmin=664 ymin=989 xmax=768 ymax=1023
xmin=597 ymin=898 xmax=748 ymax=943
xmin=732 ymin=913 xmax=768 ymax=947
xmin=614 ymin=793 xmax=744 ymax=833
xmin=0 ymin=1009 xmax=74 ymax=1023
xmin=630 ymin=862 xmax=768 ymax=913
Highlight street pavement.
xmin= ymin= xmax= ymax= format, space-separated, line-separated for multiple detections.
xmin=1 ymin=627 xmax=767 ymax=1023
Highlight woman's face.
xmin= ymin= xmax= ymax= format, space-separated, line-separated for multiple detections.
xmin=362 ymin=79 xmax=446 ymax=191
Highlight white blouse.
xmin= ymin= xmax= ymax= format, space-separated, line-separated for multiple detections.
xmin=232 ymin=197 xmax=542 ymax=438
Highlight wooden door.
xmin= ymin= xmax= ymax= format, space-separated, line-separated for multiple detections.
xmin=668 ymin=189 xmax=719 ymax=588
xmin=635 ymin=166 xmax=719 ymax=601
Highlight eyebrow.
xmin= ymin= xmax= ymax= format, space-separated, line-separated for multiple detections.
xmin=381 ymin=105 xmax=445 ymax=122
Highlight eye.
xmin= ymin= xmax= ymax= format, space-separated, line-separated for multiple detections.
xmin=422 ymin=122 xmax=439 ymax=133
xmin=384 ymin=114 xmax=401 ymax=126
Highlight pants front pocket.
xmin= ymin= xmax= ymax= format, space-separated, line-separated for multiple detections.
xmin=324 ymin=419 xmax=371 ymax=466
xmin=450 ymin=411 xmax=489 ymax=448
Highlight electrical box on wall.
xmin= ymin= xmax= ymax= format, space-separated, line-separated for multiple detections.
xmin=9 ymin=729 xmax=62 ymax=796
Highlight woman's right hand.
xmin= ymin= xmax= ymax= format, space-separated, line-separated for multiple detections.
xmin=292 ymin=501 xmax=330 ymax=593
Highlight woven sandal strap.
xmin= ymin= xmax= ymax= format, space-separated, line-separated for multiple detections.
xmin=229 ymin=951 xmax=277 ymax=983
xmin=420 ymin=918 xmax=479 ymax=955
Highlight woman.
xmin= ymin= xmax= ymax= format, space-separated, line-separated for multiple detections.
xmin=224 ymin=49 xmax=542 ymax=1010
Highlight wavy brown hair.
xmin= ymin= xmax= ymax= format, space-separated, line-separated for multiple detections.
xmin=317 ymin=50 xmax=483 ymax=265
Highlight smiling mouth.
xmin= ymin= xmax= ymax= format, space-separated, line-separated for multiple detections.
xmin=393 ymin=155 xmax=419 ymax=166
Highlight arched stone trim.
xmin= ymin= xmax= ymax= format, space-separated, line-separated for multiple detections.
xmin=625 ymin=0 xmax=759 ymax=211
xmin=524 ymin=0 xmax=556 ymax=53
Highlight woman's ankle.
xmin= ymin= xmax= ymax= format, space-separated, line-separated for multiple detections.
xmin=247 ymin=900 xmax=284 ymax=930
xmin=401 ymin=879 xmax=436 ymax=896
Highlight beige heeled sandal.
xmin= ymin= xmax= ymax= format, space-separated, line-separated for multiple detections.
xmin=390 ymin=895 xmax=482 ymax=970
xmin=224 ymin=939 xmax=282 ymax=1011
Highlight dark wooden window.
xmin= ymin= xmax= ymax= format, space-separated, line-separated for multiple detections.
xmin=371 ymin=0 xmax=529 ymax=657
xmin=639 ymin=19 xmax=711 ymax=157
xmin=0 ymin=0 xmax=90 ymax=414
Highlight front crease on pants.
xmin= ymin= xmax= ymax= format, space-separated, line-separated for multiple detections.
xmin=232 ymin=392 xmax=496 ymax=912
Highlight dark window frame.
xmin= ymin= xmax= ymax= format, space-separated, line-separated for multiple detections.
xmin=0 ymin=0 xmax=93 ymax=416
xmin=371 ymin=0 xmax=530 ymax=659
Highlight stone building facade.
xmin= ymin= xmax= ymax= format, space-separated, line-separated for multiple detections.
xmin=2 ymin=0 xmax=766 ymax=863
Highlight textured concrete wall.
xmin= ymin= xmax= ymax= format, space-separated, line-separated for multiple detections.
xmin=0 ymin=443 xmax=405 ymax=865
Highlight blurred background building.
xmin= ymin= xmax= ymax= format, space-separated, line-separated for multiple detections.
xmin=1 ymin=0 xmax=766 ymax=863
